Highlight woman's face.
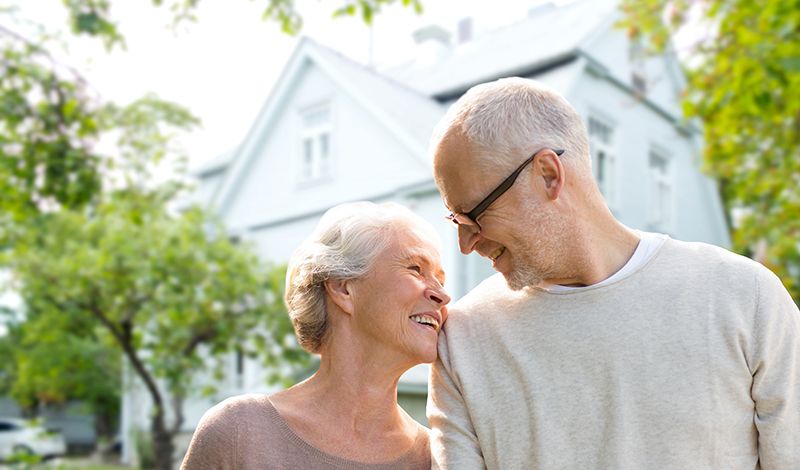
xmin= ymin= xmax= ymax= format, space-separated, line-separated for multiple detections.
xmin=349 ymin=224 xmax=451 ymax=365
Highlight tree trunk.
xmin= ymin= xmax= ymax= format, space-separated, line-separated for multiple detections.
xmin=151 ymin=406 xmax=175 ymax=470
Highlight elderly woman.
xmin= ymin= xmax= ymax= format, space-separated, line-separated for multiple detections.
xmin=181 ymin=202 xmax=450 ymax=469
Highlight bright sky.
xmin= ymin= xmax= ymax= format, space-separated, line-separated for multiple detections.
xmin=0 ymin=0 xmax=568 ymax=327
xmin=9 ymin=0 xmax=555 ymax=169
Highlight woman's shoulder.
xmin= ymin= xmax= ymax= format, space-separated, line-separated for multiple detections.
xmin=180 ymin=394 xmax=267 ymax=469
xmin=207 ymin=393 xmax=273 ymax=417
xmin=195 ymin=394 xmax=275 ymax=437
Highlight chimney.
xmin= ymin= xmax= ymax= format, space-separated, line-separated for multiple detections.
xmin=457 ymin=17 xmax=473 ymax=44
xmin=412 ymin=24 xmax=451 ymax=66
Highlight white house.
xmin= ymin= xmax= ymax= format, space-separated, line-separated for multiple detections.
xmin=121 ymin=0 xmax=731 ymax=463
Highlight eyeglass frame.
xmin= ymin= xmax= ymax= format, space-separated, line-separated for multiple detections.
xmin=446 ymin=148 xmax=565 ymax=232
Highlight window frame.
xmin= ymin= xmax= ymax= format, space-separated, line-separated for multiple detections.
xmin=587 ymin=113 xmax=618 ymax=210
xmin=296 ymin=101 xmax=334 ymax=187
xmin=647 ymin=146 xmax=673 ymax=231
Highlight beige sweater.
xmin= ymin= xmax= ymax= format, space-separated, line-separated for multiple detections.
xmin=181 ymin=394 xmax=430 ymax=470
xmin=428 ymin=238 xmax=800 ymax=469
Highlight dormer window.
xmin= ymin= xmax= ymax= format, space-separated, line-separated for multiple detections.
xmin=299 ymin=104 xmax=332 ymax=184
xmin=629 ymin=38 xmax=648 ymax=96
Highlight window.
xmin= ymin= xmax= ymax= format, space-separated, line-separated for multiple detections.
xmin=648 ymin=150 xmax=672 ymax=229
xmin=298 ymin=104 xmax=332 ymax=184
xmin=629 ymin=38 xmax=647 ymax=95
xmin=588 ymin=116 xmax=616 ymax=206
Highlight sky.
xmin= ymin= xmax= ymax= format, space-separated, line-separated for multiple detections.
xmin=9 ymin=0 xmax=561 ymax=169
xmin=0 ymin=0 xmax=563 ymax=331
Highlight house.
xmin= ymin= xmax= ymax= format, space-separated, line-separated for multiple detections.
xmin=121 ymin=0 xmax=730 ymax=464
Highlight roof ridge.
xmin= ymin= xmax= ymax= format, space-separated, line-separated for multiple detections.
xmin=303 ymin=36 xmax=440 ymax=102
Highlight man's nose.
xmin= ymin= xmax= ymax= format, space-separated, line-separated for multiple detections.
xmin=457 ymin=225 xmax=481 ymax=255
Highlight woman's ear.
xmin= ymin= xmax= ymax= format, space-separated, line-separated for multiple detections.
xmin=325 ymin=279 xmax=355 ymax=315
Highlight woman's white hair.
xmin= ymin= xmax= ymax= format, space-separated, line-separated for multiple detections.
xmin=430 ymin=77 xmax=592 ymax=178
xmin=284 ymin=201 xmax=438 ymax=353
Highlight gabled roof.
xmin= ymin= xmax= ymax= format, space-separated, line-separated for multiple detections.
xmin=209 ymin=38 xmax=445 ymax=214
xmin=309 ymin=41 xmax=446 ymax=157
xmin=384 ymin=0 xmax=619 ymax=98
xmin=206 ymin=0 xmax=638 ymax=215
xmin=191 ymin=148 xmax=236 ymax=177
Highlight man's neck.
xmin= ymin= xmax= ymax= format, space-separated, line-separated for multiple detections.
xmin=546 ymin=218 xmax=640 ymax=287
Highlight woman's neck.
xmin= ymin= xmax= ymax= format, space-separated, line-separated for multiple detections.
xmin=281 ymin=330 xmax=418 ymax=435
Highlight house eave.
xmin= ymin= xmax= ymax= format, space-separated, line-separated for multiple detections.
xmin=432 ymin=52 xmax=580 ymax=102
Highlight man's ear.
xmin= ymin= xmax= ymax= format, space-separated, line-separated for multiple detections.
xmin=324 ymin=279 xmax=355 ymax=315
xmin=534 ymin=149 xmax=565 ymax=201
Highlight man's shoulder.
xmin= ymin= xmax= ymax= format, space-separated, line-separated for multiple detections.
xmin=444 ymin=274 xmax=528 ymax=328
xmin=656 ymin=238 xmax=790 ymax=299
xmin=661 ymin=238 xmax=767 ymax=276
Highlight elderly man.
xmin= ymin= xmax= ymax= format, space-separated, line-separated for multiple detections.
xmin=427 ymin=77 xmax=799 ymax=469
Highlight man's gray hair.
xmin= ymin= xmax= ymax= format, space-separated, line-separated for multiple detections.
xmin=284 ymin=201 xmax=438 ymax=353
xmin=431 ymin=77 xmax=591 ymax=177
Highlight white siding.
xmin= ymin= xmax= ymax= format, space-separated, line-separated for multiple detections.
xmin=570 ymin=70 xmax=728 ymax=246
xmin=222 ymin=62 xmax=430 ymax=232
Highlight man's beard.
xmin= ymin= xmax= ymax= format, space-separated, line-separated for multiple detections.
xmin=504 ymin=261 xmax=544 ymax=291
xmin=501 ymin=203 xmax=566 ymax=291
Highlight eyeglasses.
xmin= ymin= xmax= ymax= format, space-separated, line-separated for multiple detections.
xmin=446 ymin=148 xmax=565 ymax=233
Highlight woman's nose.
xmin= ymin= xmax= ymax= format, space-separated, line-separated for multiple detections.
xmin=427 ymin=286 xmax=451 ymax=306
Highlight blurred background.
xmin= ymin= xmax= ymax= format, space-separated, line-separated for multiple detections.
xmin=0 ymin=0 xmax=797 ymax=468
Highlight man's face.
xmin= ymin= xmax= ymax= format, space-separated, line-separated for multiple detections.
xmin=433 ymin=131 xmax=568 ymax=290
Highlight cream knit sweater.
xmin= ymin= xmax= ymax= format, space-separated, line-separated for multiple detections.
xmin=428 ymin=238 xmax=800 ymax=469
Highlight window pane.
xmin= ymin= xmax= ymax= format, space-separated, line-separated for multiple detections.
xmin=649 ymin=151 xmax=671 ymax=227
xmin=303 ymin=138 xmax=314 ymax=179
xmin=589 ymin=117 xmax=612 ymax=144
xmin=319 ymin=133 xmax=330 ymax=176
xmin=597 ymin=151 xmax=606 ymax=183
xmin=319 ymin=133 xmax=329 ymax=158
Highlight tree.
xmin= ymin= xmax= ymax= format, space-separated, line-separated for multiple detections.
xmin=1 ymin=0 xmax=425 ymax=222
xmin=0 ymin=79 xmax=308 ymax=468
xmin=619 ymin=0 xmax=800 ymax=302
xmin=4 ymin=311 xmax=121 ymax=438
xmin=0 ymin=21 xmax=103 ymax=223
xmin=61 ymin=0 xmax=423 ymax=42
xmin=0 ymin=1 xmax=396 ymax=467
xmin=5 ymin=187 xmax=307 ymax=469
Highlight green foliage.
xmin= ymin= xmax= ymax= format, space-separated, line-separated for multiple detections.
xmin=0 ymin=25 xmax=103 ymax=220
xmin=7 ymin=188 xmax=308 ymax=398
xmin=63 ymin=0 xmax=124 ymax=49
xmin=132 ymin=427 xmax=156 ymax=470
xmin=0 ymin=1 xmax=359 ymax=466
xmin=55 ymin=0 xmax=423 ymax=40
xmin=3 ymin=314 xmax=121 ymax=426
xmin=4 ymin=450 xmax=43 ymax=469
xmin=620 ymin=0 xmax=800 ymax=301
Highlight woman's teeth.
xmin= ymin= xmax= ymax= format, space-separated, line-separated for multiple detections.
xmin=410 ymin=314 xmax=439 ymax=331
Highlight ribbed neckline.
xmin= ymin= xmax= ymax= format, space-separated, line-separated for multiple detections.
xmin=263 ymin=396 xmax=428 ymax=469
